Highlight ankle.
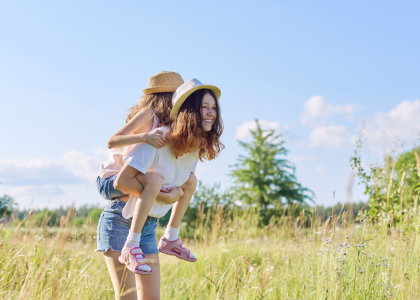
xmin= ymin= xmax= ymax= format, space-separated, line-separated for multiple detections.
xmin=125 ymin=231 xmax=141 ymax=249
xmin=163 ymin=226 xmax=179 ymax=242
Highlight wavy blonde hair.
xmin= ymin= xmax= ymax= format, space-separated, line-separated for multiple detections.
xmin=126 ymin=92 xmax=174 ymax=126
xmin=166 ymin=89 xmax=224 ymax=161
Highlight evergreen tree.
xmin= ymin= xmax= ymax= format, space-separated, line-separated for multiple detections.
xmin=0 ymin=195 xmax=17 ymax=216
xmin=230 ymin=120 xmax=312 ymax=208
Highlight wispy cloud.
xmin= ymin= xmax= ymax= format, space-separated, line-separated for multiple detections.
xmin=290 ymin=156 xmax=317 ymax=163
xmin=363 ymin=99 xmax=420 ymax=150
xmin=308 ymin=126 xmax=352 ymax=149
xmin=315 ymin=166 xmax=327 ymax=175
xmin=8 ymin=185 xmax=65 ymax=197
xmin=300 ymin=96 xmax=357 ymax=126
xmin=235 ymin=120 xmax=295 ymax=141
xmin=0 ymin=148 xmax=108 ymax=186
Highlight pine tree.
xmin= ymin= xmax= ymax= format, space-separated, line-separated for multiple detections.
xmin=230 ymin=120 xmax=312 ymax=208
xmin=0 ymin=195 xmax=16 ymax=216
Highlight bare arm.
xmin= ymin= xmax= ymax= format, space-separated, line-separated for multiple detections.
xmin=156 ymin=187 xmax=184 ymax=205
xmin=107 ymin=108 xmax=166 ymax=149
xmin=114 ymin=163 xmax=182 ymax=204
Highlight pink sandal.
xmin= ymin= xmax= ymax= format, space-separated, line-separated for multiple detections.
xmin=118 ymin=247 xmax=152 ymax=275
xmin=158 ymin=237 xmax=197 ymax=262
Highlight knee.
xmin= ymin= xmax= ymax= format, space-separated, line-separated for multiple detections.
xmin=183 ymin=173 xmax=197 ymax=192
xmin=113 ymin=174 xmax=125 ymax=191
xmin=143 ymin=173 xmax=162 ymax=192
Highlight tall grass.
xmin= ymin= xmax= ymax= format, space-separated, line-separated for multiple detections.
xmin=0 ymin=204 xmax=419 ymax=299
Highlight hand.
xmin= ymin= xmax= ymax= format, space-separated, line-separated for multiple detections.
xmin=160 ymin=187 xmax=173 ymax=193
xmin=144 ymin=129 xmax=166 ymax=148
xmin=162 ymin=187 xmax=184 ymax=204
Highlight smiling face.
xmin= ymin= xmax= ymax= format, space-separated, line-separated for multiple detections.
xmin=201 ymin=93 xmax=217 ymax=132
xmin=168 ymin=88 xmax=224 ymax=161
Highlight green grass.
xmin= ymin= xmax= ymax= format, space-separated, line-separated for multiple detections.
xmin=1 ymin=207 xmax=419 ymax=299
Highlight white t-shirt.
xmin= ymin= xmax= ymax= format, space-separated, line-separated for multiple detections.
xmin=122 ymin=127 xmax=199 ymax=218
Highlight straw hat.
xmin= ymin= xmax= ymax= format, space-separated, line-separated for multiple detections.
xmin=170 ymin=78 xmax=221 ymax=120
xmin=142 ymin=71 xmax=184 ymax=95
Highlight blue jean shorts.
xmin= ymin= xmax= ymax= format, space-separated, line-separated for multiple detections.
xmin=96 ymin=199 xmax=159 ymax=255
xmin=96 ymin=174 xmax=127 ymax=200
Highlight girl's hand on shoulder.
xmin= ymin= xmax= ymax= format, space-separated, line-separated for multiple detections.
xmin=144 ymin=129 xmax=166 ymax=148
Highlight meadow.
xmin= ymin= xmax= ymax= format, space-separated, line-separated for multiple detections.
xmin=0 ymin=204 xmax=419 ymax=300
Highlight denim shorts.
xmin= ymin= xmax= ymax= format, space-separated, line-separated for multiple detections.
xmin=96 ymin=199 xmax=159 ymax=255
xmin=96 ymin=174 xmax=127 ymax=200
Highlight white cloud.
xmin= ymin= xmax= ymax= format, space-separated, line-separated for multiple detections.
xmin=290 ymin=156 xmax=317 ymax=163
xmin=308 ymin=126 xmax=351 ymax=149
xmin=0 ymin=148 xmax=108 ymax=186
xmin=63 ymin=149 xmax=107 ymax=183
xmin=8 ymin=185 xmax=64 ymax=197
xmin=363 ymin=99 xmax=420 ymax=149
xmin=235 ymin=120 xmax=294 ymax=141
xmin=301 ymin=96 xmax=356 ymax=126
xmin=315 ymin=166 xmax=327 ymax=174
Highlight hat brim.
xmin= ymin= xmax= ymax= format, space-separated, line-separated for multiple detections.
xmin=142 ymin=86 xmax=178 ymax=95
xmin=170 ymin=85 xmax=221 ymax=120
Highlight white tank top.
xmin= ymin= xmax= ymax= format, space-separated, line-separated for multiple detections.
xmin=98 ymin=114 xmax=160 ymax=179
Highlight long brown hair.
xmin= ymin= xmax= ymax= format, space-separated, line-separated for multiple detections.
xmin=166 ymin=89 xmax=224 ymax=161
xmin=126 ymin=92 xmax=173 ymax=126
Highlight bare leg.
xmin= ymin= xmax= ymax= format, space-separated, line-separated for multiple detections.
xmin=135 ymin=254 xmax=161 ymax=300
xmin=115 ymin=165 xmax=161 ymax=234
xmin=104 ymin=250 xmax=138 ymax=300
xmin=168 ymin=173 xmax=197 ymax=228
xmin=114 ymin=164 xmax=144 ymax=198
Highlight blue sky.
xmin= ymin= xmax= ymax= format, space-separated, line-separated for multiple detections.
xmin=1 ymin=0 xmax=419 ymax=209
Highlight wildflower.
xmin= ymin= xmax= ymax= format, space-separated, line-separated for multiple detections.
xmin=34 ymin=235 xmax=44 ymax=241
xmin=249 ymin=267 xmax=255 ymax=272
xmin=346 ymin=236 xmax=349 ymax=239
xmin=284 ymin=256 xmax=288 ymax=258
xmin=308 ymin=239 xmax=312 ymax=242
xmin=376 ymin=264 xmax=380 ymax=267
xmin=383 ymin=258 xmax=387 ymax=261
xmin=383 ymin=263 xmax=388 ymax=267
xmin=343 ymin=252 xmax=347 ymax=255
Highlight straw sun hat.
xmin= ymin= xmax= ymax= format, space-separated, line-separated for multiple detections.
xmin=142 ymin=71 xmax=184 ymax=95
xmin=170 ymin=78 xmax=221 ymax=120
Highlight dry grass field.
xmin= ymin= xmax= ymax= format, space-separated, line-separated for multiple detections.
xmin=0 ymin=206 xmax=419 ymax=299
